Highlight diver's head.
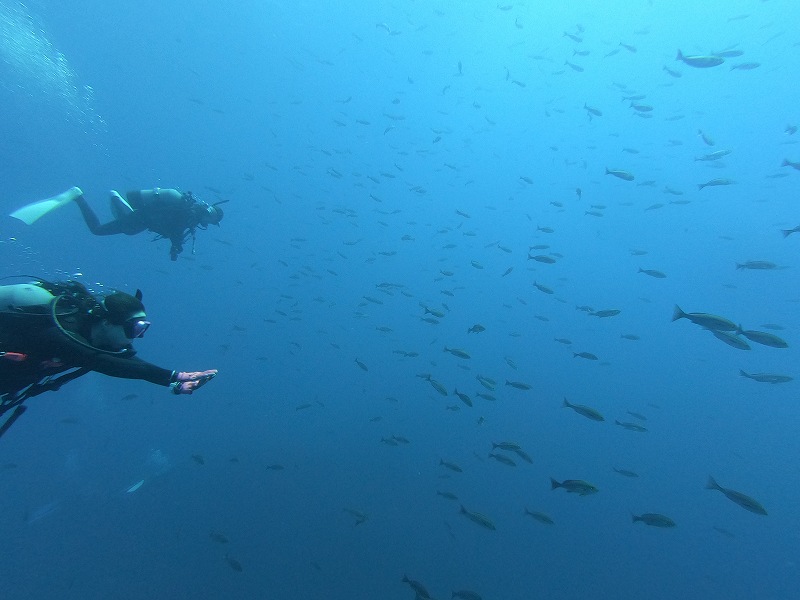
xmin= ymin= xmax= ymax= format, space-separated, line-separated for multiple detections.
xmin=194 ymin=202 xmax=224 ymax=227
xmin=92 ymin=290 xmax=150 ymax=349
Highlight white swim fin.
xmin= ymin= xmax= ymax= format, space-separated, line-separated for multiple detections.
xmin=10 ymin=186 xmax=83 ymax=225
xmin=109 ymin=190 xmax=134 ymax=220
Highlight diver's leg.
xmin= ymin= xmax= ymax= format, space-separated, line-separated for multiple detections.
xmin=74 ymin=195 xmax=139 ymax=235
xmin=74 ymin=195 xmax=104 ymax=233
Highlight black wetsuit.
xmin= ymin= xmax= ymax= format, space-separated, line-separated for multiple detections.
xmin=76 ymin=189 xmax=200 ymax=261
xmin=0 ymin=302 xmax=174 ymax=402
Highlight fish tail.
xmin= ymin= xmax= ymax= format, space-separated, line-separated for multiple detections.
xmin=781 ymin=159 xmax=789 ymax=167
xmin=739 ymin=370 xmax=748 ymax=377
xmin=676 ymin=49 xmax=683 ymax=61
xmin=631 ymin=513 xmax=640 ymax=523
xmin=781 ymin=229 xmax=792 ymax=238
xmin=550 ymin=477 xmax=561 ymax=490
xmin=705 ymin=475 xmax=720 ymax=491
xmin=562 ymin=397 xmax=570 ymax=408
xmin=671 ymin=305 xmax=686 ymax=322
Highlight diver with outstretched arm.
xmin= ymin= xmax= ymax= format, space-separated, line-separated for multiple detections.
xmin=0 ymin=279 xmax=218 ymax=437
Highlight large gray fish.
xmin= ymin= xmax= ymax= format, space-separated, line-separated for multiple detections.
xmin=672 ymin=305 xmax=737 ymax=331
xmin=506 ymin=380 xmax=532 ymax=390
xmin=402 ymin=575 xmax=431 ymax=599
xmin=513 ymin=448 xmax=534 ymax=464
xmin=632 ymin=513 xmax=676 ymax=527
xmin=615 ymin=420 xmax=648 ymax=432
xmin=225 ymin=553 xmax=243 ymax=572
xmin=453 ymin=389 xmax=473 ymax=407
xmin=605 ymin=167 xmax=635 ymax=181
xmin=695 ymin=149 xmax=732 ymax=161
xmin=736 ymin=260 xmax=778 ymax=270
xmin=698 ymin=178 xmax=735 ymax=190
xmin=425 ymin=376 xmax=448 ymax=396
xmin=735 ymin=328 xmax=788 ymax=348
xmin=584 ymin=103 xmax=602 ymax=117
xmin=492 ymin=441 xmax=522 ymax=452
xmin=440 ymin=459 xmax=463 ymax=473
xmin=459 ymin=505 xmax=496 ymax=530
xmin=444 ymin=346 xmax=471 ymax=359
xmin=708 ymin=329 xmax=751 ymax=350
xmin=711 ymin=49 xmax=743 ymax=58
xmin=550 ymin=478 xmax=598 ymax=495
xmin=782 ymin=158 xmax=800 ymax=170
xmin=739 ymin=370 xmax=793 ymax=384
xmin=563 ymin=397 xmax=605 ymax=421
xmin=705 ymin=476 xmax=767 ymax=515
xmin=638 ymin=268 xmax=666 ymax=278
xmin=524 ymin=508 xmax=554 ymax=524
xmin=613 ymin=467 xmax=639 ymax=478
xmin=489 ymin=452 xmax=516 ymax=467
xmin=476 ymin=375 xmax=496 ymax=391
xmin=676 ymin=50 xmax=724 ymax=68
xmin=781 ymin=225 xmax=800 ymax=237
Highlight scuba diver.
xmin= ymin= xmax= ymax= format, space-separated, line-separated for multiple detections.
xmin=10 ymin=186 xmax=226 ymax=261
xmin=0 ymin=279 xmax=218 ymax=438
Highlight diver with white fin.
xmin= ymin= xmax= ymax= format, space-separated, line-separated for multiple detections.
xmin=10 ymin=187 xmax=227 ymax=261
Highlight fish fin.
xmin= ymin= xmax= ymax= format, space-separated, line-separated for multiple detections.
xmin=671 ymin=305 xmax=685 ymax=322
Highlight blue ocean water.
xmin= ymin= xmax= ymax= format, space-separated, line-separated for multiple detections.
xmin=1 ymin=0 xmax=798 ymax=598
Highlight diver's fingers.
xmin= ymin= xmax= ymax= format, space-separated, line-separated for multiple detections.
xmin=176 ymin=369 xmax=218 ymax=382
